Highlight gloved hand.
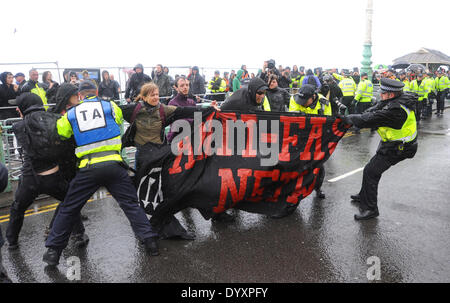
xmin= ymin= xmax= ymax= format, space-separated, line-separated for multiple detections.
xmin=336 ymin=114 xmax=353 ymax=125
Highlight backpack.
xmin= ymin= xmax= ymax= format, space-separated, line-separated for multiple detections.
xmin=307 ymin=75 xmax=317 ymax=87
xmin=23 ymin=111 xmax=64 ymax=160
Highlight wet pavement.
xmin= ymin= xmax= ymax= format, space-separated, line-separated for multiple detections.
xmin=1 ymin=111 xmax=449 ymax=283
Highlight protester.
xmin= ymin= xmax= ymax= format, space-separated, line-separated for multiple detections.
xmin=221 ymin=77 xmax=268 ymax=111
xmin=262 ymin=74 xmax=290 ymax=111
xmin=14 ymin=72 xmax=26 ymax=90
xmin=0 ymin=71 xmax=20 ymax=119
xmin=207 ymin=70 xmax=227 ymax=101
xmin=6 ymin=93 xmax=87 ymax=251
xmin=187 ymin=66 xmax=206 ymax=96
xmin=125 ymin=63 xmax=152 ymax=102
xmin=98 ymin=70 xmax=120 ymax=100
xmin=0 ymin=163 xmax=12 ymax=283
xmin=41 ymin=71 xmax=59 ymax=104
xmin=153 ymin=64 xmax=172 ymax=99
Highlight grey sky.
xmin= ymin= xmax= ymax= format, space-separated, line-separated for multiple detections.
xmin=0 ymin=0 xmax=448 ymax=72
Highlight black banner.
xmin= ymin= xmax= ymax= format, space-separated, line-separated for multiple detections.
xmin=137 ymin=110 xmax=350 ymax=233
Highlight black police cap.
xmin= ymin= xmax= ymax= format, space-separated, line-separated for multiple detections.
xmin=380 ymin=78 xmax=404 ymax=93
xmin=78 ymin=80 xmax=97 ymax=92
xmin=294 ymin=84 xmax=316 ymax=106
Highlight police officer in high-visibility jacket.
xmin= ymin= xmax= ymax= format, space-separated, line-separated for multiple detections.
xmin=337 ymin=71 xmax=357 ymax=113
xmin=409 ymin=73 xmax=429 ymax=122
xmin=352 ymin=72 xmax=373 ymax=133
xmin=398 ymin=71 xmax=410 ymax=92
xmin=208 ymin=70 xmax=227 ymax=102
xmin=435 ymin=69 xmax=449 ymax=116
xmin=340 ymin=78 xmax=418 ymax=220
xmin=43 ymin=81 xmax=159 ymax=266
xmin=289 ymin=84 xmax=332 ymax=199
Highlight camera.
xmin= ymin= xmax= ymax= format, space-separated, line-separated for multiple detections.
xmin=267 ymin=59 xmax=276 ymax=70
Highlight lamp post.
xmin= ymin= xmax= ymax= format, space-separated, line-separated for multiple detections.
xmin=361 ymin=0 xmax=373 ymax=81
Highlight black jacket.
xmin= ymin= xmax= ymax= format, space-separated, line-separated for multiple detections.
xmin=220 ymin=78 xmax=267 ymax=111
xmin=278 ymin=75 xmax=292 ymax=89
xmin=99 ymin=80 xmax=119 ymax=100
xmin=42 ymin=80 xmax=59 ymax=104
xmin=125 ymin=71 xmax=152 ymax=100
xmin=0 ymin=72 xmax=20 ymax=119
xmin=265 ymin=86 xmax=290 ymax=111
xmin=188 ymin=67 xmax=206 ymax=95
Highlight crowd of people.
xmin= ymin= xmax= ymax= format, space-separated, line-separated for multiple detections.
xmin=0 ymin=59 xmax=449 ymax=279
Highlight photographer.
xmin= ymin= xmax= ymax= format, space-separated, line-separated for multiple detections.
xmin=258 ymin=59 xmax=281 ymax=83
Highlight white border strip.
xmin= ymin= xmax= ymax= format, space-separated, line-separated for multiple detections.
xmin=328 ymin=167 xmax=364 ymax=183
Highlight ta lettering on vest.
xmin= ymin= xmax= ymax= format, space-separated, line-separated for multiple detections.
xmin=75 ymin=102 xmax=106 ymax=132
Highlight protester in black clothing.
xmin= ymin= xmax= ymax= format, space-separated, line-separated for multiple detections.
xmin=278 ymin=69 xmax=292 ymax=89
xmin=14 ymin=73 xmax=26 ymax=90
xmin=221 ymin=77 xmax=268 ymax=111
xmin=99 ymin=70 xmax=120 ymax=100
xmin=42 ymin=71 xmax=59 ymax=104
xmin=265 ymin=74 xmax=290 ymax=111
xmin=188 ymin=66 xmax=206 ymax=96
xmin=125 ymin=63 xmax=152 ymax=102
xmin=0 ymin=72 xmax=20 ymax=120
xmin=321 ymin=74 xmax=344 ymax=115
xmin=6 ymin=93 xmax=87 ymax=251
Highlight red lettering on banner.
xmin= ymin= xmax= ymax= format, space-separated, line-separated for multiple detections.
xmin=279 ymin=116 xmax=304 ymax=162
xmin=286 ymin=168 xmax=320 ymax=204
xmin=168 ymin=139 xmax=184 ymax=174
xmin=267 ymin=171 xmax=299 ymax=202
xmin=168 ymin=136 xmax=196 ymax=174
xmin=216 ymin=112 xmax=237 ymax=156
xmin=195 ymin=111 xmax=215 ymax=161
xmin=249 ymin=170 xmax=280 ymax=202
xmin=332 ymin=118 xmax=347 ymax=137
xmin=213 ymin=168 xmax=252 ymax=213
xmin=328 ymin=142 xmax=338 ymax=154
xmin=241 ymin=114 xmax=258 ymax=158
xmin=300 ymin=117 xmax=326 ymax=161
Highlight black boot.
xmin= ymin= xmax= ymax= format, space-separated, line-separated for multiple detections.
xmin=7 ymin=241 xmax=18 ymax=251
xmin=43 ymin=248 xmax=62 ymax=266
xmin=354 ymin=209 xmax=379 ymax=220
xmin=212 ymin=211 xmax=235 ymax=223
xmin=350 ymin=194 xmax=361 ymax=202
xmin=315 ymin=189 xmax=325 ymax=199
xmin=144 ymin=237 xmax=160 ymax=256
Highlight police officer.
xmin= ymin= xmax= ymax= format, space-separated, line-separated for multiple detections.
xmin=340 ymin=78 xmax=418 ymax=220
xmin=43 ymin=81 xmax=159 ymax=266
xmin=289 ymin=84 xmax=332 ymax=199
xmin=352 ymin=72 xmax=373 ymax=133
xmin=410 ymin=73 xmax=429 ymax=122
xmin=435 ymin=69 xmax=449 ymax=116
xmin=207 ymin=70 xmax=227 ymax=102
xmin=337 ymin=70 xmax=357 ymax=113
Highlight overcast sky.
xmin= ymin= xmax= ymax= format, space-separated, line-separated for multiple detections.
xmin=0 ymin=0 xmax=449 ymax=75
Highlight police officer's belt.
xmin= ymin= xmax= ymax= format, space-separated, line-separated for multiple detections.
xmin=80 ymin=150 xmax=120 ymax=161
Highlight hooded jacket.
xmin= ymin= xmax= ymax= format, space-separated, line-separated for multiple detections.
xmin=125 ymin=64 xmax=152 ymax=100
xmin=220 ymin=77 xmax=267 ymax=111
xmin=232 ymin=69 xmax=244 ymax=92
xmin=188 ymin=66 xmax=206 ymax=95
xmin=0 ymin=72 xmax=20 ymax=119
xmin=99 ymin=71 xmax=120 ymax=100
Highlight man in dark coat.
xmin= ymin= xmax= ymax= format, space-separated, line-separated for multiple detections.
xmin=0 ymin=71 xmax=20 ymax=119
xmin=221 ymin=77 xmax=268 ymax=111
xmin=153 ymin=64 xmax=173 ymax=99
xmin=188 ymin=66 xmax=206 ymax=96
xmin=125 ymin=63 xmax=152 ymax=102
xmin=99 ymin=70 xmax=120 ymax=100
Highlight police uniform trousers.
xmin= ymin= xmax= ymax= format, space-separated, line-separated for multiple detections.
xmin=415 ymin=100 xmax=425 ymax=121
xmin=436 ymin=91 xmax=446 ymax=113
xmin=45 ymin=161 xmax=158 ymax=250
xmin=6 ymin=171 xmax=85 ymax=245
xmin=358 ymin=141 xmax=417 ymax=212
xmin=341 ymin=96 xmax=355 ymax=113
